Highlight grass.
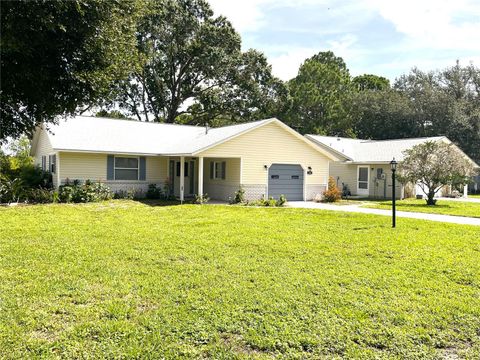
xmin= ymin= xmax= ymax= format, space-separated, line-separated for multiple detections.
xmin=468 ymin=194 xmax=480 ymax=199
xmin=362 ymin=198 xmax=480 ymax=218
xmin=1 ymin=201 xmax=479 ymax=359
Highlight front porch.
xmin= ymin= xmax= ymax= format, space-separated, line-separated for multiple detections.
xmin=167 ymin=156 xmax=241 ymax=202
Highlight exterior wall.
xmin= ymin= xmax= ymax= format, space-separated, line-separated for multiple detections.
xmin=198 ymin=122 xmax=331 ymax=201
xmin=58 ymin=152 xmax=168 ymax=195
xmin=33 ymin=129 xmax=58 ymax=186
xmin=329 ymin=162 xmax=403 ymax=199
xmin=203 ymin=157 xmax=241 ymax=201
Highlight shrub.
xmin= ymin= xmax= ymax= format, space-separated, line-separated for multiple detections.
xmin=26 ymin=188 xmax=54 ymax=203
xmin=246 ymin=195 xmax=286 ymax=207
xmin=113 ymin=189 xmax=136 ymax=200
xmin=322 ymin=176 xmax=341 ymax=202
xmin=20 ymin=165 xmax=52 ymax=189
xmin=0 ymin=176 xmax=25 ymax=203
xmin=231 ymin=187 xmax=246 ymax=204
xmin=58 ymin=181 xmax=113 ymax=203
xmin=277 ymin=194 xmax=287 ymax=206
xmin=146 ymin=184 xmax=163 ymax=199
xmin=193 ymin=193 xmax=210 ymax=204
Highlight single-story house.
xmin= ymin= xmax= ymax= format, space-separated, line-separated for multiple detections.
xmin=305 ymin=135 xmax=479 ymax=199
xmin=31 ymin=116 xmax=341 ymax=201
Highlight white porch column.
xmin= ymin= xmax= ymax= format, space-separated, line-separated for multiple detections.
xmin=198 ymin=156 xmax=204 ymax=196
xmin=180 ymin=156 xmax=185 ymax=202
xmin=463 ymin=184 xmax=468 ymax=198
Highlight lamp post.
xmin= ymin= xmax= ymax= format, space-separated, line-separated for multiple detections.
xmin=390 ymin=158 xmax=398 ymax=228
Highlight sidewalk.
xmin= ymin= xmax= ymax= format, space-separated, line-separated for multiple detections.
xmin=287 ymin=201 xmax=480 ymax=226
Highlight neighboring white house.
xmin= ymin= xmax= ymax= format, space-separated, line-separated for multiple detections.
xmin=31 ymin=116 xmax=342 ymax=201
xmin=305 ymin=135 xmax=479 ymax=199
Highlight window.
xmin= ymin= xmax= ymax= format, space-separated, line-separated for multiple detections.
xmin=41 ymin=156 xmax=47 ymax=171
xmin=176 ymin=162 xmax=189 ymax=177
xmin=376 ymin=168 xmax=383 ymax=179
xmin=49 ymin=155 xmax=56 ymax=173
xmin=270 ymin=175 xmax=279 ymax=179
xmin=114 ymin=157 xmax=139 ymax=180
xmin=291 ymin=175 xmax=299 ymax=180
xmin=211 ymin=161 xmax=226 ymax=180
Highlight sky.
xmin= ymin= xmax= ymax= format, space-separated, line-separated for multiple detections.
xmin=209 ymin=0 xmax=480 ymax=82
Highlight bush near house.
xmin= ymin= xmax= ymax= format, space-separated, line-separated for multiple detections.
xmin=322 ymin=176 xmax=342 ymax=202
xmin=58 ymin=179 xmax=113 ymax=203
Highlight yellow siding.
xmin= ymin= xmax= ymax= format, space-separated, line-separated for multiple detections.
xmin=329 ymin=162 xmax=357 ymax=191
xmin=33 ymin=129 xmax=54 ymax=167
xmin=198 ymin=122 xmax=330 ymax=185
xmin=60 ymin=152 xmax=107 ymax=181
xmin=329 ymin=162 xmax=402 ymax=199
xmin=146 ymin=157 xmax=168 ymax=183
xmin=59 ymin=152 xmax=168 ymax=183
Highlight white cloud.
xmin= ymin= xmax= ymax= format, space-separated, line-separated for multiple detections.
xmin=209 ymin=0 xmax=480 ymax=80
xmin=208 ymin=0 xmax=269 ymax=32
xmin=367 ymin=0 xmax=480 ymax=50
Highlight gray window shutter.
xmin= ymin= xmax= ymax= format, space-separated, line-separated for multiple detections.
xmin=221 ymin=161 xmax=226 ymax=179
xmin=139 ymin=156 xmax=146 ymax=181
xmin=107 ymin=155 xmax=114 ymax=180
xmin=210 ymin=161 xmax=214 ymax=179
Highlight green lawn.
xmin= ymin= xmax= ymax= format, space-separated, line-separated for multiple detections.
xmin=362 ymin=198 xmax=480 ymax=218
xmin=1 ymin=201 xmax=479 ymax=359
xmin=469 ymin=194 xmax=480 ymax=199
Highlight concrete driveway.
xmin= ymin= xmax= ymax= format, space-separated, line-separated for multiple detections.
xmin=287 ymin=201 xmax=480 ymax=226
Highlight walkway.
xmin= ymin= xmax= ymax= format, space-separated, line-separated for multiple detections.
xmin=287 ymin=201 xmax=480 ymax=226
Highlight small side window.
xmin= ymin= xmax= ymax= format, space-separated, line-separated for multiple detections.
xmin=271 ymin=175 xmax=279 ymax=179
xmin=291 ymin=175 xmax=299 ymax=180
xmin=377 ymin=168 xmax=383 ymax=179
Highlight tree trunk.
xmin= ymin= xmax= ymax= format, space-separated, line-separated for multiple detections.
xmin=426 ymin=190 xmax=437 ymax=205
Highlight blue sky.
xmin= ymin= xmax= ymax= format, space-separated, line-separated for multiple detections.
xmin=210 ymin=0 xmax=480 ymax=82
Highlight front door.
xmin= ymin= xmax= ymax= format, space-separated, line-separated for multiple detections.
xmin=357 ymin=166 xmax=369 ymax=196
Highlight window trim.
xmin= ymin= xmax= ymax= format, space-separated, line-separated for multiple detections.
xmin=213 ymin=161 xmax=225 ymax=180
xmin=114 ymin=155 xmax=140 ymax=181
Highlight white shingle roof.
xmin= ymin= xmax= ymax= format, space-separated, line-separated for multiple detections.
xmin=44 ymin=116 xmax=273 ymax=155
xmin=306 ymin=135 xmax=447 ymax=162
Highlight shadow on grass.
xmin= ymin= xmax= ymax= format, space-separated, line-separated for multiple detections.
xmin=136 ymin=199 xmax=182 ymax=207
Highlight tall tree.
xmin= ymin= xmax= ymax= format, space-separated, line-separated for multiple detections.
xmin=115 ymin=0 xmax=285 ymax=125
xmin=352 ymin=74 xmax=390 ymax=91
xmin=0 ymin=0 xmax=141 ymax=141
xmin=286 ymin=51 xmax=353 ymax=135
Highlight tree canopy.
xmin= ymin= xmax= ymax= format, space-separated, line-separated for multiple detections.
xmin=350 ymin=63 xmax=480 ymax=163
xmin=113 ymin=0 xmax=286 ymax=125
xmin=399 ymin=141 xmax=476 ymax=205
xmin=0 ymin=0 xmax=141 ymax=141
xmin=285 ymin=51 xmax=353 ymax=136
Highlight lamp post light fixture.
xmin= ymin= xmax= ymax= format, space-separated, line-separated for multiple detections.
xmin=390 ymin=158 xmax=398 ymax=228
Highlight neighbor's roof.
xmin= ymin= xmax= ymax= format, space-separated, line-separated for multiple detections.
xmin=34 ymin=116 xmax=340 ymax=160
xmin=306 ymin=135 xmax=449 ymax=163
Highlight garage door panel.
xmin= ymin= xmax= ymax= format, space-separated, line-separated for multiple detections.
xmin=268 ymin=164 xmax=304 ymax=201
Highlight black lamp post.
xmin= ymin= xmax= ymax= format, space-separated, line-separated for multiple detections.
xmin=390 ymin=158 xmax=398 ymax=228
